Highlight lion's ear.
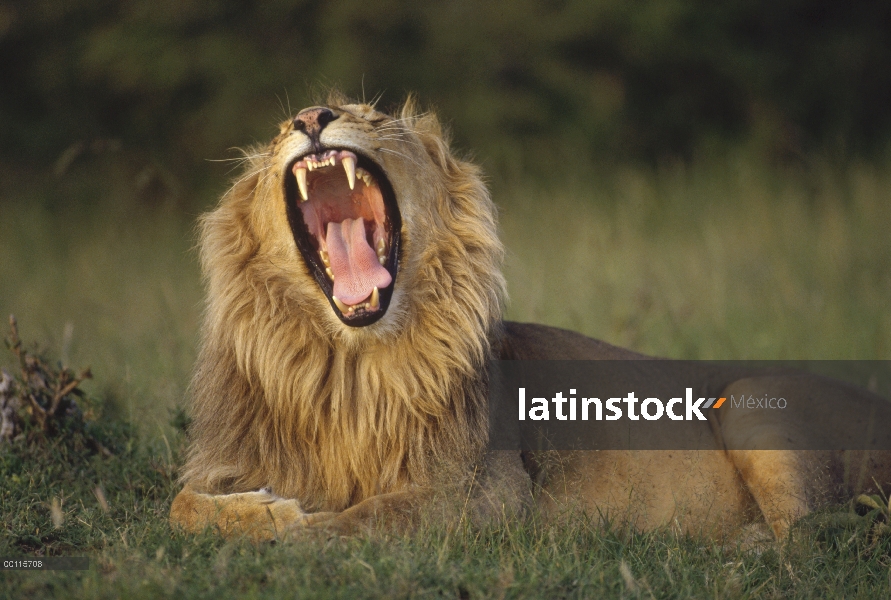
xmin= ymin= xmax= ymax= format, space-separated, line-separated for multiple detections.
xmin=398 ymin=95 xmax=445 ymax=141
xmin=397 ymin=98 xmax=456 ymax=170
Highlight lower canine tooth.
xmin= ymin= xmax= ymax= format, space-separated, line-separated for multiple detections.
xmin=370 ymin=286 xmax=380 ymax=309
xmin=332 ymin=296 xmax=349 ymax=313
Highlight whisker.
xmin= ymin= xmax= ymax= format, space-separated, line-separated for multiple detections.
xmin=376 ymin=136 xmax=425 ymax=150
xmin=378 ymin=147 xmax=424 ymax=168
xmin=223 ymin=165 xmax=270 ymax=196
xmin=207 ymin=153 xmax=271 ymax=164
xmin=386 ymin=112 xmax=430 ymax=126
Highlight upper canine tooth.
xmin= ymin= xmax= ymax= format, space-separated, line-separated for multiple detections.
xmin=342 ymin=156 xmax=356 ymax=190
xmin=294 ymin=166 xmax=308 ymax=201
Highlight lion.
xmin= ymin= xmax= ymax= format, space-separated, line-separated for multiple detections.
xmin=170 ymin=93 xmax=891 ymax=542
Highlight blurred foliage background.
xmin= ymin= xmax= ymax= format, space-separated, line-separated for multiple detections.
xmin=3 ymin=0 xmax=891 ymax=176
xmin=1 ymin=0 xmax=890 ymax=427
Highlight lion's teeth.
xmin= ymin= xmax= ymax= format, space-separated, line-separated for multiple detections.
xmin=332 ymin=296 xmax=349 ymax=313
xmin=342 ymin=155 xmax=356 ymax=190
xmin=376 ymin=239 xmax=386 ymax=253
xmin=370 ymin=286 xmax=380 ymax=309
xmin=294 ymin=166 xmax=308 ymax=201
xmin=356 ymin=167 xmax=374 ymax=187
xmin=378 ymin=256 xmax=386 ymax=265
xmin=319 ymin=250 xmax=329 ymax=266
xmin=325 ymin=267 xmax=334 ymax=280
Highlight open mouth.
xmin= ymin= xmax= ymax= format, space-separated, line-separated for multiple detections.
xmin=283 ymin=148 xmax=401 ymax=326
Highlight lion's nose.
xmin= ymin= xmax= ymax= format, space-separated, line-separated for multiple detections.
xmin=293 ymin=107 xmax=337 ymax=135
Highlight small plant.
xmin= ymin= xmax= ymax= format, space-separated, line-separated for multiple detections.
xmin=1 ymin=315 xmax=107 ymax=453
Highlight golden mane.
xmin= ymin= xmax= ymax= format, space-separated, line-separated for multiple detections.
xmin=179 ymin=96 xmax=506 ymax=512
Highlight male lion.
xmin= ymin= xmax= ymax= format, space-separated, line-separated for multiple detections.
xmin=170 ymin=94 xmax=891 ymax=541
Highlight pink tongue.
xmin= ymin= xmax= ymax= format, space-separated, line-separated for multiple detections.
xmin=326 ymin=218 xmax=392 ymax=306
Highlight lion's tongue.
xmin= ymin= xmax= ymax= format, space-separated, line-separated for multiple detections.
xmin=326 ymin=218 xmax=392 ymax=305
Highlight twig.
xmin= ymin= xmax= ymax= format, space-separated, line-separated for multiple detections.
xmin=48 ymin=369 xmax=92 ymax=418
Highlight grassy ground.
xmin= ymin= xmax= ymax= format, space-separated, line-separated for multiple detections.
xmin=1 ymin=153 xmax=890 ymax=597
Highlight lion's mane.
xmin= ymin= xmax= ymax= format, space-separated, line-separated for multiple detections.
xmin=180 ymin=95 xmax=506 ymax=512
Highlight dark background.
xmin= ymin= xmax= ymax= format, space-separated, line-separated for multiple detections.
xmin=2 ymin=0 xmax=891 ymax=198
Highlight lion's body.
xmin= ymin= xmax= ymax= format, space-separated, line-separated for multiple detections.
xmin=503 ymin=322 xmax=891 ymax=537
xmin=170 ymin=96 xmax=891 ymax=541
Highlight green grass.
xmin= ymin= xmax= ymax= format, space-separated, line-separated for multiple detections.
xmin=2 ymin=153 xmax=891 ymax=597
xmin=3 ymin=432 xmax=891 ymax=599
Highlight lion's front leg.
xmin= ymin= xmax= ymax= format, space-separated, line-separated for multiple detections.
xmin=170 ymin=485 xmax=312 ymax=541
xmin=301 ymin=490 xmax=426 ymax=535
xmin=304 ymin=452 xmax=532 ymax=535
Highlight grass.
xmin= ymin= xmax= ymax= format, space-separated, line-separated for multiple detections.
xmin=0 ymin=161 xmax=203 ymax=432
xmin=500 ymin=154 xmax=891 ymax=360
xmin=1 ymin=151 xmax=890 ymax=597
xmin=3 ymin=433 xmax=891 ymax=600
